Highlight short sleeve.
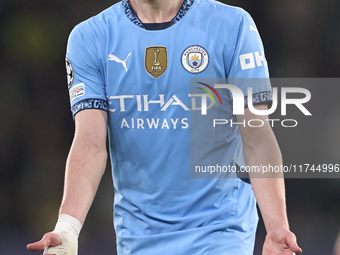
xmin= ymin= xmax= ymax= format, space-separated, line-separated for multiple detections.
xmin=65 ymin=22 xmax=108 ymax=117
xmin=226 ymin=11 xmax=272 ymax=106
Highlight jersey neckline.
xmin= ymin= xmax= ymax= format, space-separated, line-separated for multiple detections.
xmin=122 ymin=0 xmax=195 ymax=30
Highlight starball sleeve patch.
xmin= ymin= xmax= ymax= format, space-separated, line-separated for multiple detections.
xmin=65 ymin=58 xmax=74 ymax=88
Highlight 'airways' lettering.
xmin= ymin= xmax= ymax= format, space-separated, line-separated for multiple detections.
xmin=120 ymin=118 xmax=189 ymax=130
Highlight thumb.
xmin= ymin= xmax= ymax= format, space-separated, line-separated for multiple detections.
xmin=27 ymin=232 xmax=62 ymax=251
xmin=286 ymin=232 xmax=302 ymax=254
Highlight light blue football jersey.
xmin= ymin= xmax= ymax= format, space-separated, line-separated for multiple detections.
xmin=66 ymin=0 xmax=272 ymax=254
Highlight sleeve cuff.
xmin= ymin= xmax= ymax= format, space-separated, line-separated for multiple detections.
xmin=71 ymin=98 xmax=108 ymax=117
xmin=244 ymin=91 xmax=272 ymax=108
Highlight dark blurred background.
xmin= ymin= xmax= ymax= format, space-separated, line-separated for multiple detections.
xmin=0 ymin=0 xmax=339 ymax=254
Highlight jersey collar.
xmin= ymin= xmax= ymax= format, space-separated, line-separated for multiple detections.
xmin=122 ymin=0 xmax=195 ymax=30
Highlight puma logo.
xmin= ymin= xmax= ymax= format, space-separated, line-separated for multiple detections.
xmin=249 ymin=25 xmax=259 ymax=36
xmin=108 ymin=53 xmax=131 ymax=72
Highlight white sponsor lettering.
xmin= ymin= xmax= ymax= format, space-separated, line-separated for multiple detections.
xmin=119 ymin=118 xmax=189 ymax=130
xmin=239 ymin=51 xmax=267 ymax=70
xmin=108 ymin=86 xmax=311 ymax=116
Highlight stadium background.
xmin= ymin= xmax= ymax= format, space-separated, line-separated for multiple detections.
xmin=0 ymin=0 xmax=339 ymax=254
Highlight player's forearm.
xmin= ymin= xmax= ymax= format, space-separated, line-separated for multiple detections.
xmin=244 ymin=127 xmax=289 ymax=232
xmin=251 ymin=177 xmax=288 ymax=232
xmin=59 ymin=137 xmax=108 ymax=224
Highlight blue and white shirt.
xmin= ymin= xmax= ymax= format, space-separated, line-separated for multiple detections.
xmin=66 ymin=0 xmax=271 ymax=254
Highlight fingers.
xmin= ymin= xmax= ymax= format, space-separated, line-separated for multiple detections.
xmin=27 ymin=233 xmax=62 ymax=251
xmin=286 ymin=232 xmax=303 ymax=254
xmin=290 ymin=244 xmax=303 ymax=254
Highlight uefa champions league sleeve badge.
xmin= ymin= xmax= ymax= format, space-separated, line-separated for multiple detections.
xmin=181 ymin=45 xmax=209 ymax=73
xmin=65 ymin=58 xmax=74 ymax=88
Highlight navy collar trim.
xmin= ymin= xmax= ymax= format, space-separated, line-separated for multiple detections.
xmin=122 ymin=0 xmax=194 ymax=30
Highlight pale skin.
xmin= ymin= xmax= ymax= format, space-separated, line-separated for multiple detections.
xmin=27 ymin=109 xmax=108 ymax=254
xmin=129 ymin=0 xmax=184 ymax=23
xmin=238 ymin=104 xmax=302 ymax=254
xmin=27 ymin=1 xmax=302 ymax=254
xmin=335 ymin=231 xmax=340 ymax=255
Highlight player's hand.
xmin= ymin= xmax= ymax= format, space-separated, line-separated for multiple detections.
xmin=27 ymin=214 xmax=82 ymax=255
xmin=27 ymin=231 xmax=78 ymax=255
xmin=262 ymin=227 xmax=302 ymax=255
xmin=27 ymin=232 xmax=61 ymax=253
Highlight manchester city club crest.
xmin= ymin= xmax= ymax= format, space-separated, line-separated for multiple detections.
xmin=181 ymin=45 xmax=209 ymax=73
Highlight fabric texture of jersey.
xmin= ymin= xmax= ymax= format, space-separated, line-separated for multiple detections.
xmin=65 ymin=0 xmax=271 ymax=254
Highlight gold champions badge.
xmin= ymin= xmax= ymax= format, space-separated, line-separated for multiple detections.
xmin=145 ymin=46 xmax=168 ymax=78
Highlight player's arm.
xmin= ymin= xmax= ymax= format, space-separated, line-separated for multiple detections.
xmin=237 ymin=104 xmax=302 ymax=255
xmin=60 ymin=109 xmax=108 ymax=223
xmin=27 ymin=109 xmax=108 ymax=254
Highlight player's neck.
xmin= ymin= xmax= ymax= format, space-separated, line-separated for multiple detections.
xmin=129 ymin=0 xmax=184 ymax=23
